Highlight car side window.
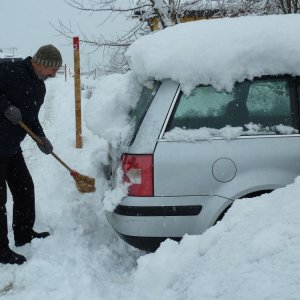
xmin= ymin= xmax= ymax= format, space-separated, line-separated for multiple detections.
xmin=129 ymin=81 xmax=161 ymax=144
xmin=166 ymin=77 xmax=297 ymax=135
xmin=166 ymin=86 xmax=234 ymax=130
xmin=246 ymin=79 xmax=292 ymax=127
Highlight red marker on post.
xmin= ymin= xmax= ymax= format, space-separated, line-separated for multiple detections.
xmin=73 ymin=36 xmax=79 ymax=50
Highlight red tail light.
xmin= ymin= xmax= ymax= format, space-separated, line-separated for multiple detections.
xmin=122 ymin=154 xmax=153 ymax=196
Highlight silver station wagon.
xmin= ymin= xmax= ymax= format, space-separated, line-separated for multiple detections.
xmin=105 ymin=75 xmax=300 ymax=251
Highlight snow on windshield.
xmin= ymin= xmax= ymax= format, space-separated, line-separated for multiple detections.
xmin=126 ymin=14 xmax=300 ymax=94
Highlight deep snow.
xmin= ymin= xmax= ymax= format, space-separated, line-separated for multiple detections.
xmin=2 ymin=14 xmax=300 ymax=300
xmin=1 ymin=71 xmax=300 ymax=300
xmin=0 ymin=75 xmax=143 ymax=300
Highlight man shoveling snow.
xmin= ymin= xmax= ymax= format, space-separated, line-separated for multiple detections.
xmin=0 ymin=44 xmax=62 ymax=265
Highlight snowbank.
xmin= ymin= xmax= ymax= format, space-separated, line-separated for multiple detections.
xmin=84 ymin=71 xmax=142 ymax=148
xmin=132 ymin=178 xmax=300 ymax=300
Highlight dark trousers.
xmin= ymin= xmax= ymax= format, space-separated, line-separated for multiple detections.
xmin=0 ymin=151 xmax=35 ymax=249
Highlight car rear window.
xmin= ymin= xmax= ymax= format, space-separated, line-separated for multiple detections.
xmin=166 ymin=77 xmax=298 ymax=135
xmin=129 ymin=81 xmax=161 ymax=144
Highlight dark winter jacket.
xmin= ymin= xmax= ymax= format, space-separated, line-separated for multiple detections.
xmin=0 ymin=57 xmax=46 ymax=156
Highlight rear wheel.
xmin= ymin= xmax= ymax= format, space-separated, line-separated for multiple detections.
xmin=241 ymin=190 xmax=273 ymax=198
xmin=214 ymin=190 xmax=273 ymax=225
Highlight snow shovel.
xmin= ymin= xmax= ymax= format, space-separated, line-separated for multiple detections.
xmin=19 ymin=121 xmax=96 ymax=193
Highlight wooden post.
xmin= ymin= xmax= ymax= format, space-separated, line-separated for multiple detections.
xmin=73 ymin=36 xmax=82 ymax=148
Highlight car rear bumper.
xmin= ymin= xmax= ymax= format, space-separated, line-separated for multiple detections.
xmin=105 ymin=195 xmax=232 ymax=250
xmin=115 ymin=233 xmax=181 ymax=252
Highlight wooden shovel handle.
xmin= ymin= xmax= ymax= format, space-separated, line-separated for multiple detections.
xmin=19 ymin=121 xmax=44 ymax=145
xmin=50 ymin=152 xmax=73 ymax=173
xmin=19 ymin=121 xmax=73 ymax=173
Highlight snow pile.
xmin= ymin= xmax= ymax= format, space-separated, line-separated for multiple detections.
xmin=132 ymin=180 xmax=300 ymax=300
xmin=84 ymin=72 xmax=143 ymax=211
xmin=126 ymin=14 xmax=300 ymax=94
xmin=84 ymin=71 xmax=142 ymax=149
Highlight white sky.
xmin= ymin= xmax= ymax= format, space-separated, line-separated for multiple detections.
xmin=0 ymin=0 xmax=132 ymax=70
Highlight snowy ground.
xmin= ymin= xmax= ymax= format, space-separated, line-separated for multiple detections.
xmin=2 ymin=14 xmax=300 ymax=300
xmin=0 ymin=75 xmax=144 ymax=300
xmin=1 ymin=72 xmax=300 ymax=300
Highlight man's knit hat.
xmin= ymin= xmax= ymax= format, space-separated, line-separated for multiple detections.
xmin=32 ymin=44 xmax=62 ymax=67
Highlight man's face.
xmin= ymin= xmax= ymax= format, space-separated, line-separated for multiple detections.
xmin=36 ymin=66 xmax=59 ymax=81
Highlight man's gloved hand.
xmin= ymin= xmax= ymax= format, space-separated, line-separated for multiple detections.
xmin=4 ymin=105 xmax=22 ymax=125
xmin=37 ymin=136 xmax=53 ymax=155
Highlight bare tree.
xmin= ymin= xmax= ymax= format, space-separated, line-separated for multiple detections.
xmin=218 ymin=0 xmax=300 ymax=15
xmin=55 ymin=0 xmax=299 ymax=73
xmin=266 ymin=0 xmax=299 ymax=13
xmin=54 ymin=0 xmax=217 ymax=73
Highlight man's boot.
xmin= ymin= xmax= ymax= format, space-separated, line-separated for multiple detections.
xmin=15 ymin=230 xmax=50 ymax=247
xmin=0 ymin=247 xmax=26 ymax=265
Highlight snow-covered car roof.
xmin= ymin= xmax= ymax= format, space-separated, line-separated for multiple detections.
xmin=126 ymin=14 xmax=300 ymax=94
